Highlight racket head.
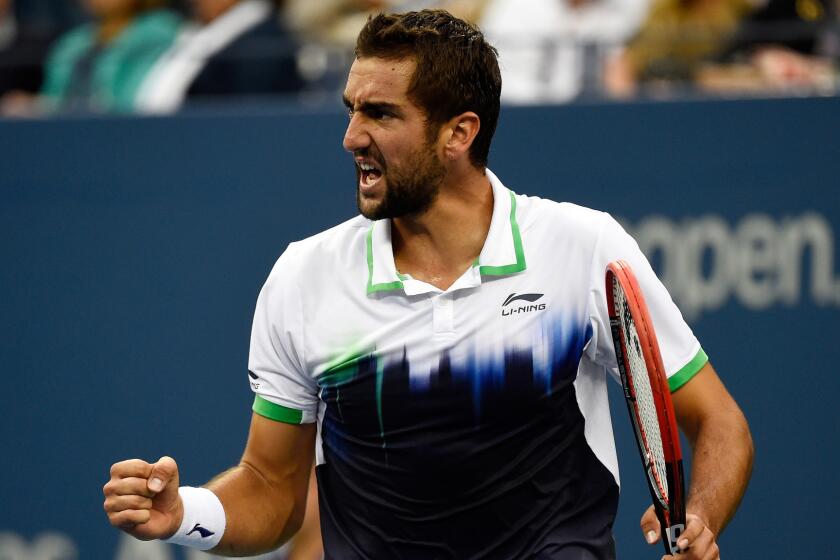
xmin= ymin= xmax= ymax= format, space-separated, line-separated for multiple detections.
xmin=606 ymin=260 xmax=686 ymax=554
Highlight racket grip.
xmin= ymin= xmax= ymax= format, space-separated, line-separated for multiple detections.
xmin=664 ymin=522 xmax=685 ymax=555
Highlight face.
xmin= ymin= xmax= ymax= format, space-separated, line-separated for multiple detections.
xmin=83 ymin=0 xmax=139 ymax=18
xmin=189 ymin=0 xmax=238 ymax=24
xmin=342 ymin=56 xmax=447 ymax=221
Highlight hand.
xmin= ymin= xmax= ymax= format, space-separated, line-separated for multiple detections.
xmin=751 ymin=46 xmax=833 ymax=89
xmin=103 ymin=456 xmax=184 ymax=541
xmin=640 ymin=505 xmax=720 ymax=559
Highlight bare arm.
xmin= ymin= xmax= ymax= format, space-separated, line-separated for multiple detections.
xmin=673 ymin=362 xmax=754 ymax=535
xmin=104 ymin=413 xmax=317 ymax=556
xmin=209 ymin=413 xmax=317 ymax=556
xmin=286 ymin=464 xmax=324 ymax=560
xmin=640 ymin=362 xmax=754 ymax=558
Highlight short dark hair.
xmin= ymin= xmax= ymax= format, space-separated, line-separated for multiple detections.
xmin=355 ymin=10 xmax=501 ymax=168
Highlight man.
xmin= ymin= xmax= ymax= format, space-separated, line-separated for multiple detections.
xmin=37 ymin=0 xmax=181 ymax=112
xmin=480 ymin=0 xmax=650 ymax=103
xmin=135 ymin=0 xmax=303 ymax=113
xmin=103 ymin=10 xmax=753 ymax=559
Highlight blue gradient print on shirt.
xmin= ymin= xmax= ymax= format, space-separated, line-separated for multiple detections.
xmin=317 ymin=312 xmax=593 ymax=464
xmin=314 ymin=314 xmax=618 ymax=559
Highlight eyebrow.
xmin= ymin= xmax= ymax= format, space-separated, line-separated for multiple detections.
xmin=342 ymin=96 xmax=400 ymax=114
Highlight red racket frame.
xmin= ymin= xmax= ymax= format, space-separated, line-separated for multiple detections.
xmin=606 ymin=260 xmax=686 ymax=556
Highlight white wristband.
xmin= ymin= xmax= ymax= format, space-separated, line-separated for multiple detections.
xmin=163 ymin=486 xmax=226 ymax=550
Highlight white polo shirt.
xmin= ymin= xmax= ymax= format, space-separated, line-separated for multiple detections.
xmin=247 ymin=169 xmax=706 ymax=558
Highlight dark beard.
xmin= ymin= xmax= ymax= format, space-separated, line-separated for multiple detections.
xmin=356 ymin=143 xmax=446 ymax=220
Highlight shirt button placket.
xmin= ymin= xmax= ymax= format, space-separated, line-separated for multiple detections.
xmin=433 ymin=293 xmax=455 ymax=336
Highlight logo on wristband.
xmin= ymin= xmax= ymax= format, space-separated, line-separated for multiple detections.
xmin=187 ymin=523 xmax=215 ymax=538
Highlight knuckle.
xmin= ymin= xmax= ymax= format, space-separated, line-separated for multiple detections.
xmin=128 ymin=495 xmax=153 ymax=509
xmin=113 ymin=509 xmax=149 ymax=527
xmin=110 ymin=461 xmax=128 ymax=477
xmin=103 ymin=497 xmax=121 ymax=514
xmin=105 ymin=494 xmax=152 ymax=513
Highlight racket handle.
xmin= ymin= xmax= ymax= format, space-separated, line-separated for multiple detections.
xmin=664 ymin=522 xmax=685 ymax=555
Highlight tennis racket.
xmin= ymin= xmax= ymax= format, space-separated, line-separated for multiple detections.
xmin=606 ymin=260 xmax=686 ymax=556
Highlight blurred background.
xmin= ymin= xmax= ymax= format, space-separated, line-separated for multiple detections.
xmin=1 ymin=1 xmax=839 ymax=559
xmin=1 ymin=0 xmax=839 ymax=113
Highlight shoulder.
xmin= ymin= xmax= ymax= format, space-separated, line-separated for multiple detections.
xmin=290 ymin=214 xmax=370 ymax=256
xmin=47 ymin=24 xmax=95 ymax=63
xmin=264 ymin=215 xmax=370 ymax=286
xmin=515 ymin=192 xmax=613 ymax=242
xmin=121 ymin=9 xmax=183 ymax=47
xmin=134 ymin=9 xmax=183 ymax=34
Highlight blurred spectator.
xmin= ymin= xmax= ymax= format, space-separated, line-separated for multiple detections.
xmin=0 ymin=0 xmax=59 ymax=97
xmin=285 ymin=1 xmax=487 ymax=96
xmin=135 ymin=0 xmax=304 ymax=113
xmin=37 ymin=0 xmax=181 ymax=112
xmin=15 ymin=0 xmax=86 ymax=30
xmin=697 ymin=0 xmax=839 ymax=93
xmin=604 ymin=0 xmax=755 ymax=97
xmin=481 ymin=0 xmax=650 ymax=103
xmin=286 ymin=0 xmax=486 ymax=48
xmin=286 ymin=0 xmax=389 ymax=48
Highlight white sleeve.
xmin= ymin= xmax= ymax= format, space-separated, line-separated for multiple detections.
xmin=247 ymin=244 xmax=319 ymax=424
xmin=585 ymin=213 xmax=707 ymax=391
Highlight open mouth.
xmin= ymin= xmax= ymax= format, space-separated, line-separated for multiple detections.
xmin=358 ymin=161 xmax=383 ymax=190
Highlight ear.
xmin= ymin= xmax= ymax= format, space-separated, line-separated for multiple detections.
xmin=441 ymin=112 xmax=480 ymax=161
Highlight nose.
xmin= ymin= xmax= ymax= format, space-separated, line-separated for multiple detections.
xmin=342 ymin=113 xmax=369 ymax=153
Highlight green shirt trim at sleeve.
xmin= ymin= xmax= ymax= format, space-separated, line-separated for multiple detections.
xmin=668 ymin=347 xmax=709 ymax=393
xmin=252 ymin=395 xmax=303 ymax=424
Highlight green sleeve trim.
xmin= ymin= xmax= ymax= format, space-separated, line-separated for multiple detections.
xmin=479 ymin=191 xmax=527 ymax=276
xmin=252 ymin=395 xmax=303 ymax=424
xmin=668 ymin=348 xmax=709 ymax=393
xmin=366 ymin=225 xmax=404 ymax=294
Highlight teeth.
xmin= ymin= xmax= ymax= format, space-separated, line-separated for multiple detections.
xmin=358 ymin=162 xmax=375 ymax=171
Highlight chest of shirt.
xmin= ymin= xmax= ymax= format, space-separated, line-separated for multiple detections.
xmin=301 ymin=260 xmax=593 ymax=393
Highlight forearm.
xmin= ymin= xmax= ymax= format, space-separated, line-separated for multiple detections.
xmin=685 ymin=407 xmax=754 ymax=536
xmin=203 ymin=461 xmax=309 ymax=557
xmin=205 ymin=461 xmax=308 ymax=556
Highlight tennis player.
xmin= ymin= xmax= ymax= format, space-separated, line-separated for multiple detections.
xmin=103 ymin=10 xmax=753 ymax=559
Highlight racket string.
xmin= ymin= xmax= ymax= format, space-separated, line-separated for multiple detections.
xmin=614 ymin=281 xmax=670 ymax=504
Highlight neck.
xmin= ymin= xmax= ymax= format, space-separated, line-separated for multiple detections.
xmin=392 ymin=166 xmax=493 ymax=290
xmin=97 ymin=15 xmax=133 ymax=44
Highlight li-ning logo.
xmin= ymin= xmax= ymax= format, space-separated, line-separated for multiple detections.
xmin=501 ymin=292 xmax=546 ymax=316
xmin=187 ymin=523 xmax=215 ymax=538
xmin=248 ymin=370 xmax=260 ymax=390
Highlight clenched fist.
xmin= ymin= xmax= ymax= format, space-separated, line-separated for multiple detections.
xmin=103 ymin=456 xmax=184 ymax=541
xmin=640 ymin=505 xmax=721 ymax=560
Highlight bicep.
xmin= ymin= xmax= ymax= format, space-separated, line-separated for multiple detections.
xmin=206 ymin=415 xmax=318 ymax=552
xmin=241 ymin=413 xmax=317 ymax=491
xmin=671 ymin=362 xmax=746 ymax=444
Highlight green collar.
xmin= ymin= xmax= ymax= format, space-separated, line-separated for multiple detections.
xmin=366 ymin=169 xmax=526 ymax=295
